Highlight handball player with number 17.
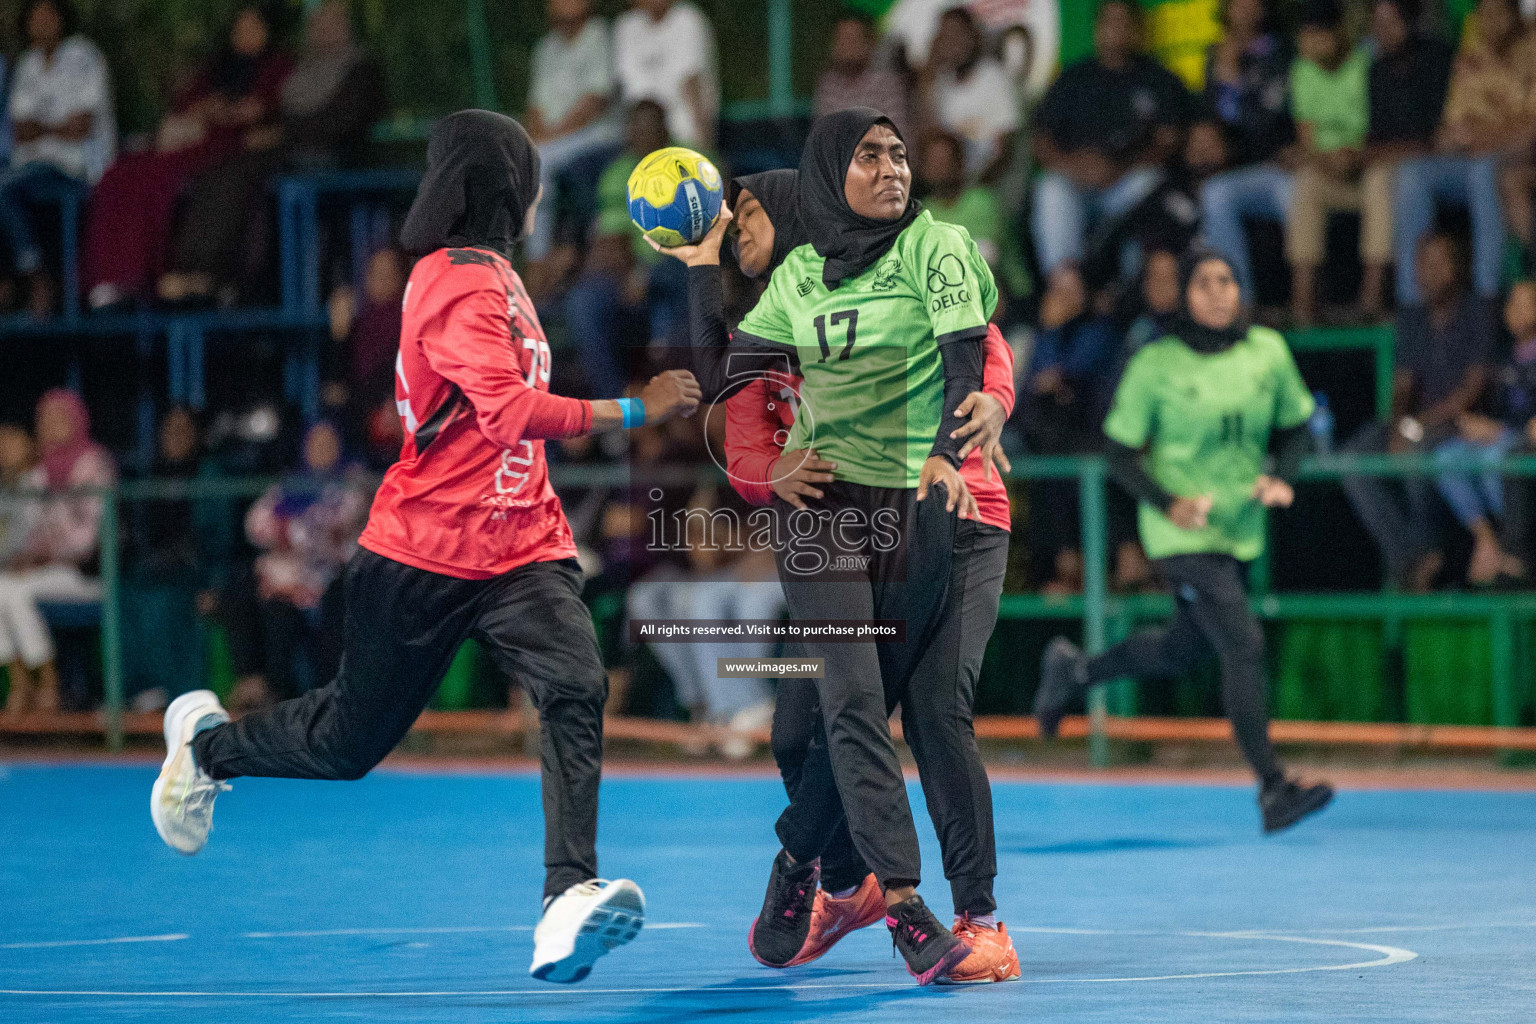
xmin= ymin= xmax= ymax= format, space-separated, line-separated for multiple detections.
xmin=147 ymin=111 xmax=702 ymax=985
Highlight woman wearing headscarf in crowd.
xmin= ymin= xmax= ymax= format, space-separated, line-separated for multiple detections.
xmin=148 ymin=110 xmax=701 ymax=987
xmin=651 ymin=108 xmax=992 ymax=984
xmin=0 ymin=389 xmax=115 ymax=716
xmin=83 ymin=4 xmax=293 ymax=309
xmin=0 ymin=423 xmax=44 ymax=575
xmin=236 ymin=420 xmax=370 ymax=702
xmin=684 ymin=167 xmax=1022 ymax=981
xmin=1035 ymin=246 xmax=1333 ymax=834
xmin=164 ymin=0 xmax=388 ymax=305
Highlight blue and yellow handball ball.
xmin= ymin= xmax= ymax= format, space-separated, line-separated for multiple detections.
xmin=626 ymin=146 xmax=724 ymax=247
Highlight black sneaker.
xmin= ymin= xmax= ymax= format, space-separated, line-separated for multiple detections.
xmin=886 ymin=894 xmax=969 ymax=985
xmin=1261 ymin=778 xmax=1335 ymax=834
xmin=1035 ymin=637 xmax=1087 ymax=739
xmin=748 ymin=851 xmax=818 ymax=967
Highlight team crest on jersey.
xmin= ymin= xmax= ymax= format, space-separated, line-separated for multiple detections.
xmin=871 ymin=259 xmax=901 ymax=290
xmin=796 ymin=277 xmax=816 ymax=296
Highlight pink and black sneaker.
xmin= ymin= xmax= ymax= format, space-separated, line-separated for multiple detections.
xmin=886 ymin=894 xmax=969 ymax=985
xmin=748 ymin=851 xmax=819 ymax=967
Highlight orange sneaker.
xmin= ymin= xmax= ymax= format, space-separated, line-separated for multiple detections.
xmin=940 ymin=917 xmax=1021 ymax=984
xmin=783 ymin=873 xmax=886 ymax=967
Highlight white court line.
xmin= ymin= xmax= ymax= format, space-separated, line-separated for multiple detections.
xmin=0 ymin=934 xmax=187 ymax=950
xmin=0 ymin=932 xmax=1416 ymax=997
xmin=242 ymin=922 xmax=703 ymax=939
xmin=1292 ymin=920 xmax=1536 ymax=935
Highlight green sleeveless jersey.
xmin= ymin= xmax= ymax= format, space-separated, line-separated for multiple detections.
xmin=734 ymin=210 xmax=996 ymax=488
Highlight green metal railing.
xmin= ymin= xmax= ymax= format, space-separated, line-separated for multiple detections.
xmin=13 ymin=449 xmax=1536 ymax=755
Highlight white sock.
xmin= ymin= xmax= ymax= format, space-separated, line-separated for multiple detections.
xmin=963 ymin=913 xmax=996 ymax=929
xmin=829 ymin=886 xmax=859 ymax=900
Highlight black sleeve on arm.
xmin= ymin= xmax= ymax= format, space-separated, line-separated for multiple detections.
xmin=1269 ymin=422 xmax=1312 ymax=485
xmin=929 ymin=336 xmax=985 ymax=467
xmin=1105 ymin=439 xmax=1175 ymax=513
xmin=685 ymin=264 xmax=799 ymax=402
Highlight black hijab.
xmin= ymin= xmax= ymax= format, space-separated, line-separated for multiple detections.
xmin=1173 ymin=246 xmax=1249 ymax=354
xmin=401 ymin=110 xmax=541 ymax=258
xmin=798 ymin=107 xmax=920 ymax=289
xmin=728 ymin=169 xmax=808 ymax=277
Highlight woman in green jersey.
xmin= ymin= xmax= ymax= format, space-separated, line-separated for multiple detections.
xmin=1034 ymin=246 xmax=1335 ymax=834
xmin=656 ymin=108 xmax=992 ymax=984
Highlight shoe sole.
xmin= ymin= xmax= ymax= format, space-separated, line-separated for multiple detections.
xmin=938 ymin=969 xmax=1023 ymax=985
xmin=1264 ymin=787 xmax=1335 ymax=834
xmin=908 ymin=941 xmax=972 ymax=986
xmin=1035 ymin=639 xmax=1080 ymax=739
xmin=531 ymin=880 xmax=645 ymax=984
xmin=150 ymin=694 xmax=216 ymax=855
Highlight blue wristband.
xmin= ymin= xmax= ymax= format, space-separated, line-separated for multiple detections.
xmin=618 ymin=397 xmax=646 ymax=429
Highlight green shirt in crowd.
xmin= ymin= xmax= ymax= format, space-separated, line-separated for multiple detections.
xmin=735 ymin=210 xmax=997 ymax=488
xmin=1103 ymin=326 xmax=1314 ymax=562
xmin=595 ymin=152 xmax=660 ymax=266
xmin=1290 ymin=47 xmax=1369 ymax=153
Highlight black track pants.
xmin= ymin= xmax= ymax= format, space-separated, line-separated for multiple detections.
xmin=1085 ymin=553 xmax=1284 ymax=786
xmin=772 ymin=519 xmax=1007 ymax=914
xmin=770 ymin=481 xmax=957 ymax=891
xmin=193 ymin=549 xmax=609 ymax=900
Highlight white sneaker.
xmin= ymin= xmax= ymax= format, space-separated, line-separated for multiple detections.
xmin=150 ymin=690 xmax=231 ymax=855
xmin=530 ymin=878 xmax=645 ymax=983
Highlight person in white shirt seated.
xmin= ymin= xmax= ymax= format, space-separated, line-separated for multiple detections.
xmin=612 ymin=0 xmax=718 ymax=151
xmin=919 ymin=7 xmax=1018 ymax=183
xmin=524 ymin=0 xmax=622 ymax=264
xmin=0 ymin=0 xmax=114 ymax=317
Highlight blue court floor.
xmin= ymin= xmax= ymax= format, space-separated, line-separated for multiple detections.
xmin=1 ymin=763 xmax=1533 ymax=1023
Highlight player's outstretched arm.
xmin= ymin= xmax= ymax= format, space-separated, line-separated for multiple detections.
xmin=587 ymin=371 xmax=702 ymax=433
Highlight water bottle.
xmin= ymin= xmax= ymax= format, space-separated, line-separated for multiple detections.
xmin=1308 ymin=392 xmax=1334 ymax=455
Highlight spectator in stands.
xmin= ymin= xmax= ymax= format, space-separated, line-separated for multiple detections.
xmin=236 ymin=420 xmax=370 ymax=703
xmin=0 ymin=423 xmax=43 ymax=571
xmin=123 ymin=407 xmax=235 ymax=713
xmin=1018 ymin=264 xmax=1119 ymax=593
xmin=627 ymin=486 xmax=780 ymax=758
xmin=525 ymin=0 xmax=620 ymax=265
xmin=83 ymin=4 xmax=292 ymax=310
xmin=564 ymin=100 xmax=686 ymax=399
xmin=1120 ymin=246 xmax=1182 ymax=354
xmin=1362 ymin=0 xmax=1453 ymax=307
xmin=1286 ymin=0 xmax=1386 ymax=325
xmin=1196 ymin=0 xmax=1297 ymax=301
xmin=613 ymin=0 xmax=717 ymax=150
xmin=917 ymin=7 xmax=1018 ymax=181
xmin=324 ymin=246 xmax=407 ymax=448
xmin=1392 ymin=0 xmax=1531 ymax=309
xmin=1431 ymin=279 xmax=1536 ymax=585
xmin=918 ymin=128 xmax=1028 ymax=302
xmin=1032 ymin=0 xmax=1191 ymax=277
xmin=813 ymin=12 xmax=912 ymax=142
xmin=0 ymin=0 xmax=113 ymax=317
xmin=163 ymin=0 xmax=386 ymax=306
xmin=0 ymin=389 xmax=115 ymax=715
xmin=1343 ymin=233 xmax=1493 ymax=591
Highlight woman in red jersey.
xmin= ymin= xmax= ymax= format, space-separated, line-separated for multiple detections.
xmin=148 ymin=110 xmax=701 ymax=986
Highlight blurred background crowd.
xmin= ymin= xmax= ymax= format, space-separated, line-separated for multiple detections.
xmin=4 ymin=0 xmax=1536 ymax=752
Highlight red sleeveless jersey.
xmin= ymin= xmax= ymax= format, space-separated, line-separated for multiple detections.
xmin=358 ymin=247 xmax=592 ymax=579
